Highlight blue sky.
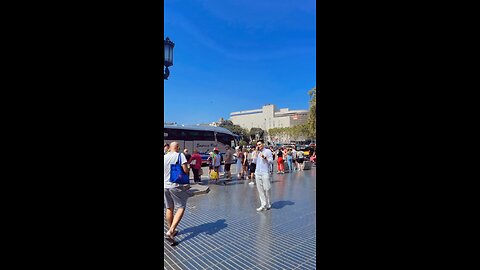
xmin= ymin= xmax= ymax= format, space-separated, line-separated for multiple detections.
xmin=164 ymin=0 xmax=316 ymax=125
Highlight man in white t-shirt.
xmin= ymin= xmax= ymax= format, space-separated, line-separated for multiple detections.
xmin=164 ymin=141 xmax=190 ymax=245
xmin=254 ymin=140 xmax=274 ymax=212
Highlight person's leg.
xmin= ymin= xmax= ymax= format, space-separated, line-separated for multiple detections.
xmin=164 ymin=189 xmax=176 ymax=234
xmin=168 ymin=207 xmax=185 ymax=235
xmin=261 ymin=173 xmax=272 ymax=208
xmin=166 ymin=188 xmax=189 ymax=237
xmin=255 ymin=174 xmax=267 ymax=208
xmin=166 ymin=208 xmax=174 ymax=227
xmin=192 ymin=168 xmax=199 ymax=182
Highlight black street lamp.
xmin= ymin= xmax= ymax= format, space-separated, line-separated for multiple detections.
xmin=164 ymin=37 xmax=175 ymax=80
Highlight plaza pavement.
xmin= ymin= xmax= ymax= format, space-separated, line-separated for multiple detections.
xmin=164 ymin=165 xmax=317 ymax=270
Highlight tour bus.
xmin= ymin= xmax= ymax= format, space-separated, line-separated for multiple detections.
xmin=164 ymin=124 xmax=240 ymax=166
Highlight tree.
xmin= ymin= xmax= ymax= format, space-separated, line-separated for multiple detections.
xmin=306 ymin=86 xmax=316 ymax=138
xmin=249 ymin=127 xmax=264 ymax=141
xmin=219 ymin=120 xmax=249 ymax=142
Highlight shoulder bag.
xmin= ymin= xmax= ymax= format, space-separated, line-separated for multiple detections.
xmin=170 ymin=153 xmax=190 ymax=184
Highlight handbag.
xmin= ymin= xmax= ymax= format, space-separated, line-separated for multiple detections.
xmin=210 ymin=170 xmax=218 ymax=179
xmin=170 ymin=153 xmax=190 ymax=184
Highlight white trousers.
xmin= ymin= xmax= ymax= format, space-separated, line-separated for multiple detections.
xmin=255 ymin=172 xmax=271 ymax=208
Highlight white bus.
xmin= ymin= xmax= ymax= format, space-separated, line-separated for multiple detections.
xmin=164 ymin=125 xmax=240 ymax=166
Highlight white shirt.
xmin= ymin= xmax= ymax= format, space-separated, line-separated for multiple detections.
xmin=164 ymin=152 xmax=187 ymax=189
xmin=255 ymin=148 xmax=273 ymax=174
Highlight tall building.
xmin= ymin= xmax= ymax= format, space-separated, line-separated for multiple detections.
xmin=230 ymin=104 xmax=308 ymax=131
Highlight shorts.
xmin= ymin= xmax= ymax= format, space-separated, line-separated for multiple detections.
xmin=209 ymin=165 xmax=213 ymax=170
xmin=297 ymin=158 xmax=304 ymax=163
xmin=249 ymin=163 xmax=256 ymax=172
xmin=164 ymin=186 xmax=189 ymax=209
xmin=225 ymin=163 xmax=231 ymax=171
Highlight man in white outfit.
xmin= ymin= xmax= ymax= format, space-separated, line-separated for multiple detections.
xmin=254 ymin=140 xmax=274 ymax=212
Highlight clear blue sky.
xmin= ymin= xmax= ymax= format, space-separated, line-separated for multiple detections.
xmin=164 ymin=0 xmax=316 ymax=125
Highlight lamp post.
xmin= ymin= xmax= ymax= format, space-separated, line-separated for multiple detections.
xmin=164 ymin=37 xmax=175 ymax=80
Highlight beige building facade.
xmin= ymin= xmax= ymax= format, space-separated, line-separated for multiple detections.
xmin=230 ymin=104 xmax=308 ymax=131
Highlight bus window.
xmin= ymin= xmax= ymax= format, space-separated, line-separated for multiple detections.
xmin=186 ymin=130 xmax=214 ymax=141
xmin=216 ymin=133 xmax=234 ymax=146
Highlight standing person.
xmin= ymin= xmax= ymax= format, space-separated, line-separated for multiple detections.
xmin=207 ymin=152 xmax=214 ymax=179
xmin=236 ymin=147 xmax=244 ymax=180
xmin=212 ymin=148 xmax=222 ymax=184
xmin=286 ymin=149 xmax=294 ymax=173
xmin=248 ymin=148 xmax=258 ymax=185
xmin=183 ymin=149 xmax=192 ymax=179
xmin=164 ymin=142 xmax=190 ymax=245
xmin=223 ymin=145 xmax=234 ymax=181
xmin=164 ymin=143 xmax=170 ymax=155
xmin=297 ymin=150 xmax=305 ymax=170
xmin=269 ymin=146 xmax=276 ymax=175
xmin=292 ymin=147 xmax=298 ymax=171
xmin=254 ymin=140 xmax=273 ymax=211
xmin=183 ymin=149 xmax=192 ymax=164
xmin=188 ymin=149 xmax=203 ymax=183
xmin=277 ymin=147 xmax=285 ymax=174
xmin=242 ymin=147 xmax=249 ymax=180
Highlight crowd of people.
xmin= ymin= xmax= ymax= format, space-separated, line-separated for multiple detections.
xmin=164 ymin=142 xmax=316 ymax=184
xmin=163 ymin=140 xmax=316 ymax=246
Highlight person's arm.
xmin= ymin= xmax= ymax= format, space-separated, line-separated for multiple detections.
xmin=180 ymin=153 xmax=189 ymax=174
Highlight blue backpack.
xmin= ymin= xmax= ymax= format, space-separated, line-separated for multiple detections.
xmin=170 ymin=153 xmax=190 ymax=184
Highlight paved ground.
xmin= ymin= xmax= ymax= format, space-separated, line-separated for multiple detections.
xmin=164 ymin=165 xmax=317 ymax=270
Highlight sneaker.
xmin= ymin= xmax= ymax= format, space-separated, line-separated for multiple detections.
xmin=266 ymin=204 xmax=272 ymax=210
xmin=248 ymin=181 xmax=255 ymax=185
xmin=256 ymin=206 xmax=266 ymax=212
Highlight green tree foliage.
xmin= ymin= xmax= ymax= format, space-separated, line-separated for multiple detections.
xmin=249 ymin=127 xmax=264 ymax=141
xmin=219 ymin=120 xmax=249 ymax=141
xmin=307 ymin=86 xmax=316 ymax=137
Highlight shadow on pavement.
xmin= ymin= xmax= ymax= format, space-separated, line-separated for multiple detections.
xmin=271 ymin=200 xmax=295 ymax=209
xmin=179 ymin=219 xmax=228 ymax=243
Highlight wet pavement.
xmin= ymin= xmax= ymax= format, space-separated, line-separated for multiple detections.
xmin=164 ymin=166 xmax=317 ymax=270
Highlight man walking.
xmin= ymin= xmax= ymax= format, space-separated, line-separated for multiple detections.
xmin=164 ymin=141 xmax=190 ymax=245
xmin=254 ymin=140 xmax=274 ymax=212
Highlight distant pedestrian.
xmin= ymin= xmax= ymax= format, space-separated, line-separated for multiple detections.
xmin=212 ymin=148 xmax=221 ymax=183
xmin=286 ymin=149 xmax=294 ymax=172
xmin=292 ymin=147 xmax=298 ymax=171
xmin=223 ymin=145 xmax=234 ymax=181
xmin=242 ymin=147 xmax=249 ymax=179
xmin=248 ymin=148 xmax=258 ymax=185
xmin=297 ymin=150 xmax=305 ymax=170
xmin=164 ymin=143 xmax=170 ymax=155
xmin=207 ymin=152 xmax=215 ymax=180
xmin=183 ymin=148 xmax=192 ymax=179
xmin=254 ymin=140 xmax=273 ymax=211
xmin=269 ymin=146 xmax=275 ymax=175
xmin=277 ymin=147 xmax=285 ymax=174
xmin=164 ymin=141 xmax=190 ymax=245
xmin=188 ymin=149 xmax=203 ymax=183
xmin=236 ymin=147 xmax=245 ymax=180
xmin=183 ymin=149 xmax=192 ymax=164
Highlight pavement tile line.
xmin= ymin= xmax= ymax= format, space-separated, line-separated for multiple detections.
xmin=164 ymin=167 xmax=316 ymax=270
